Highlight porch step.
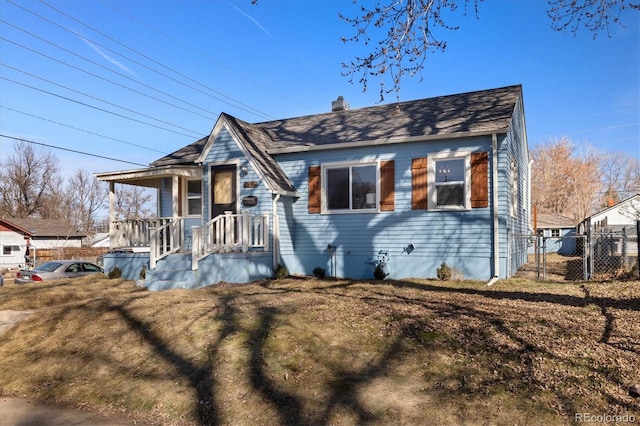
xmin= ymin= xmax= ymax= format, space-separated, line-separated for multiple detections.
xmin=144 ymin=253 xmax=197 ymax=291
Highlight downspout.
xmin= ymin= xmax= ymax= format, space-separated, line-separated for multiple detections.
xmin=487 ymin=133 xmax=500 ymax=286
xmin=272 ymin=193 xmax=281 ymax=268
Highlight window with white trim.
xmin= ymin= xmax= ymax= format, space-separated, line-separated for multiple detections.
xmin=2 ymin=245 xmax=18 ymax=255
xmin=185 ymin=179 xmax=202 ymax=216
xmin=323 ymin=162 xmax=378 ymax=213
xmin=428 ymin=153 xmax=471 ymax=210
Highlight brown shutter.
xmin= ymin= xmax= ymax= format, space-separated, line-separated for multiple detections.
xmin=411 ymin=157 xmax=428 ymax=210
xmin=308 ymin=166 xmax=321 ymax=214
xmin=471 ymin=152 xmax=489 ymax=208
xmin=380 ymin=160 xmax=395 ymax=211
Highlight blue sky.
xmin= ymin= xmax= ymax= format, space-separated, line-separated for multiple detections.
xmin=0 ymin=0 xmax=638 ymax=177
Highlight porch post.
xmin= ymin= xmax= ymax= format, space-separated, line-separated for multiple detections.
xmin=109 ymin=182 xmax=116 ymax=249
xmin=172 ymin=175 xmax=179 ymax=218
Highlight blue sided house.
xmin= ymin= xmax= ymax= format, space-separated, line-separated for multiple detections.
xmin=96 ymin=85 xmax=531 ymax=290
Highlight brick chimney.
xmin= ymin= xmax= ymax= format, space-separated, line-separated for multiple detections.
xmin=331 ymin=96 xmax=349 ymax=112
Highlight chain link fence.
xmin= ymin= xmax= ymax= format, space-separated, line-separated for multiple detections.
xmin=513 ymin=225 xmax=639 ymax=282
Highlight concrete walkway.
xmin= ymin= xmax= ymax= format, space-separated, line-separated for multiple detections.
xmin=0 ymin=397 xmax=136 ymax=425
xmin=0 ymin=311 xmax=140 ymax=425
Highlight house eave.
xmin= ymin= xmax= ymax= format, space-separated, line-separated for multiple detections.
xmin=0 ymin=219 xmax=34 ymax=237
xmin=95 ymin=165 xmax=203 ymax=188
xmin=267 ymin=129 xmax=509 ymax=154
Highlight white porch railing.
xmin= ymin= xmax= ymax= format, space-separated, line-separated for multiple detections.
xmin=110 ymin=218 xmax=174 ymax=248
xmin=149 ymin=218 xmax=184 ymax=269
xmin=191 ymin=211 xmax=269 ymax=270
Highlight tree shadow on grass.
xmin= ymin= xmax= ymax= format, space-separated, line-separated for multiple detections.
xmin=22 ymin=278 xmax=638 ymax=424
xmin=259 ymin=278 xmax=640 ymax=418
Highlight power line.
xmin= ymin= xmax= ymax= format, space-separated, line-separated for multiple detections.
xmin=37 ymin=0 xmax=277 ymax=121
xmin=0 ymin=31 xmax=219 ymax=122
xmin=100 ymin=0 xmax=314 ymax=114
xmin=0 ymin=61 xmax=202 ymax=137
xmin=0 ymin=106 xmax=168 ymax=154
xmin=7 ymin=0 xmax=277 ymax=121
xmin=1 ymin=76 xmax=201 ymax=138
xmin=0 ymin=134 xmax=149 ymax=167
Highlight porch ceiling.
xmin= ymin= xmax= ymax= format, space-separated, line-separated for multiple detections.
xmin=95 ymin=166 xmax=202 ymax=189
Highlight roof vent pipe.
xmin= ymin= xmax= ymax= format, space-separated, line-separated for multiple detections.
xmin=332 ymin=96 xmax=349 ymax=112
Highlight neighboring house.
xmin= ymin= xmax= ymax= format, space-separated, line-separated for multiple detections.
xmin=578 ymin=194 xmax=640 ymax=258
xmin=88 ymin=233 xmax=111 ymax=248
xmin=533 ymin=212 xmax=577 ymax=255
xmin=96 ymin=85 xmax=531 ymax=289
xmin=0 ymin=218 xmax=86 ymax=268
xmin=578 ymin=194 xmax=640 ymax=234
xmin=0 ymin=219 xmax=33 ymax=269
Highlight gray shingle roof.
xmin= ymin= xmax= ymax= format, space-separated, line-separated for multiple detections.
xmin=4 ymin=218 xmax=86 ymax=238
xmin=151 ymin=136 xmax=208 ymax=167
xmin=151 ymin=85 xmax=522 ymax=195
xmin=536 ymin=213 xmax=576 ymax=229
xmin=259 ymin=85 xmax=521 ymax=150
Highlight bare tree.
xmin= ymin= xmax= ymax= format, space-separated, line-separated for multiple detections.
xmin=600 ymin=152 xmax=640 ymax=204
xmin=66 ymin=169 xmax=108 ymax=234
xmin=531 ymin=137 xmax=603 ymax=223
xmin=115 ymin=185 xmax=156 ymax=220
xmin=0 ymin=141 xmax=62 ymax=218
xmin=335 ymin=0 xmax=638 ymax=100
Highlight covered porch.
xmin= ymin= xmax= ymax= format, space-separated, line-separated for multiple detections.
xmin=95 ymin=166 xmax=272 ymax=286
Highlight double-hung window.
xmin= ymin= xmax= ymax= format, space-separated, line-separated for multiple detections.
xmin=323 ymin=162 xmax=378 ymax=213
xmin=428 ymin=153 xmax=471 ymax=210
xmin=185 ymin=179 xmax=202 ymax=216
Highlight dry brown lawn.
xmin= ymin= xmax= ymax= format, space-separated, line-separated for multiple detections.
xmin=0 ymin=274 xmax=638 ymax=425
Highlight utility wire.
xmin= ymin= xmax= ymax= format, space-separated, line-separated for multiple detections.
xmin=0 ymin=62 xmax=202 ymax=137
xmin=100 ymin=0 xmax=313 ymax=113
xmin=0 ymin=106 xmax=169 ymax=154
xmin=0 ymin=30 xmax=219 ymax=122
xmin=8 ymin=0 xmax=276 ymax=121
xmin=1 ymin=76 xmax=201 ymax=138
xmin=37 ymin=0 xmax=277 ymax=120
xmin=0 ymin=134 xmax=149 ymax=167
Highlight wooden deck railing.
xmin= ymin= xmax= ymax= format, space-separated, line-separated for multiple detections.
xmin=191 ymin=211 xmax=269 ymax=270
xmin=149 ymin=218 xmax=184 ymax=269
xmin=110 ymin=218 xmax=173 ymax=248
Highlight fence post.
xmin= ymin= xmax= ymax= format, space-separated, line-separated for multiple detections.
xmin=542 ymin=236 xmax=547 ymax=281
xmin=582 ymin=234 xmax=588 ymax=281
xmin=264 ymin=213 xmax=270 ymax=252
xmin=242 ymin=211 xmax=249 ymax=252
xmin=191 ymin=226 xmax=200 ymax=270
xmin=535 ymin=233 xmax=541 ymax=281
xmin=149 ymin=227 xmax=157 ymax=269
xmin=589 ymin=229 xmax=595 ymax=278
xmin=637 ymin=220 xmax=640 ymax=278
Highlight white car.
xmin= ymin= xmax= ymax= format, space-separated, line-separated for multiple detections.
xmin=15 ymin=260 xmax=104 ymax=284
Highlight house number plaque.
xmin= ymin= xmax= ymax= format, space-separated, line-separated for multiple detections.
xmin=243 ymin=181 xmax=259 ymax=188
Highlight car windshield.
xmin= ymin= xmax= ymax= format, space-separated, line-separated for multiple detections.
xmin=33 ymin=262 xmax=62 ymax=272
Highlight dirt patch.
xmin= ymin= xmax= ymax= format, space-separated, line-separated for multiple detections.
xmin=0 ymin=310 xmax=34 ymax=336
